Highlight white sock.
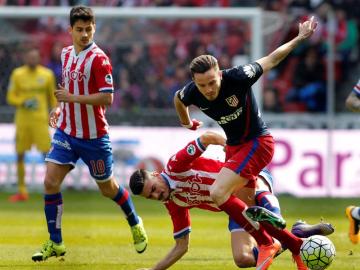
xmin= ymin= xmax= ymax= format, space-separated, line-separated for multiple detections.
xmin=351 ymin=207 xmax=360 ymax=220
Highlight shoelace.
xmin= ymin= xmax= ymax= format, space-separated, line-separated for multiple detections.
xmin=133 ymin=226 xmax=146 ymax=243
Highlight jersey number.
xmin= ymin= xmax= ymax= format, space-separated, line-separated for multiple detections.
xmin=90 ymin=159 xmax=105 ymax=175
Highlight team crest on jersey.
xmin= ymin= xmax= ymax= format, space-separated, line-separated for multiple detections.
xmin=243 ymin=64 xmax=256 ymax=78
xmin=225 ymin=95 xmax=239 ymax=107
xmin=105 ymin=74 xmax=113 ymax=85
xmin=186 ymin=144 xmax=196 ymax=155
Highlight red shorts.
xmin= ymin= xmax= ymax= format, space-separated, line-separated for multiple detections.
xmin=224 ymin=135 xmax=274 ymax=188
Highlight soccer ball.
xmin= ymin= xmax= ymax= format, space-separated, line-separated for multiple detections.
xmin=300 ymin=235 xmax=336 ymax=270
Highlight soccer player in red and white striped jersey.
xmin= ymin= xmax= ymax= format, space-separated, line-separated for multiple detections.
xmin=56 ymin=42 xmax=113 ymax=139
xmin=32 ymin=6 xmax=147 ymax=262
xmin=129 ymin=131 xmax=333 ymax=269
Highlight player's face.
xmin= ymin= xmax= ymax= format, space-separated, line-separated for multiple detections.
xmin=193 ymin=67 xmax=222 ymax=101
xmin=141 ymin=172 xmax=170 ymax=202
xmin=69 ymin=20 xmax=95 ymax=52
xmin=25 ymin=49 xmax=40 ymax=69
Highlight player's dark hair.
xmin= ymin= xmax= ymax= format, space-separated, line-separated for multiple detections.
xmin=189 ymin=55 xmax=219 ymax=78
xmin=129 ymin=169 xmax=147 ymax=195
xmin=70 ymin=6 xmax=95 ymax=27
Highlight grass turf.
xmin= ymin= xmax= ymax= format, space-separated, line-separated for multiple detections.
xmin=0 ymin=191 xmax=359 ymax=270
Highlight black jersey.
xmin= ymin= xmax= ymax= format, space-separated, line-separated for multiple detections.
xmin=178 ymin=62 xmax=269 ymax=145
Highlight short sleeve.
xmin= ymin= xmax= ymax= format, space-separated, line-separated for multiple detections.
xmin=177 ymin=82 xmax=195 ymax=107
xmin=222 ymin=62 xmax=263 ymax=88
xmin=92 ymin=55 xmax=114 ymax=93
xmin=165 ymin=201 xmax=191 ymax=239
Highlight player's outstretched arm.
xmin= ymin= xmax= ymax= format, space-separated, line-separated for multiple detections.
xmin=199 ymin=131 xmax=226 ymax=148
xmin=345 ymin=91 xmax=360 ymax=112
xmin=256 ymin=16 xmax=318 ymax=73
xmin=138 ymin=234 xmax=189 ymax=270
xmin=54 ymin=84 xmax=113 ymax=106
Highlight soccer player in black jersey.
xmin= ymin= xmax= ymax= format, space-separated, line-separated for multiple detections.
xmin=174 ymin=16 xmax=317 ymax=270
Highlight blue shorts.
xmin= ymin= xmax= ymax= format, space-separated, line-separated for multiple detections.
xmin=46 ymin=129 xmax=113 ymax=181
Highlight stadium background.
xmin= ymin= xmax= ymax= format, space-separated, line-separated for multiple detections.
xmin=0 ymin=1 xmax=360 ymax=269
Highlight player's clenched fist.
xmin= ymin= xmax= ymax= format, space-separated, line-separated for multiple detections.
xmin=49 ymin=106 xmax=61 ymax=128
xmin=181 ymin=119 xmax=203 ymax=130
xmin=55 ymin=84 xmax=74 ymax=103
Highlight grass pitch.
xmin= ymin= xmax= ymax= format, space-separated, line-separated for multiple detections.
xmin=0 ymin=191 xmax=359 ymax=270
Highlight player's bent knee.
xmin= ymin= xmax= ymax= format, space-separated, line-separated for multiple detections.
xmin=44 ymin=177 xmax=61 ymax=193
xmin=233 ymin=254 xmax=256 ymax=268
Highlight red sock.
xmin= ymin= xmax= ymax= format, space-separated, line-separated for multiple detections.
xmin=219 ymin=195 xmax=273 ymax=246
xmin=261 ymin=222 xmax=303 ymax=254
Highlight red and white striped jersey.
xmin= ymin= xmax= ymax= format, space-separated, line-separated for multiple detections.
xmin=161 ymin=138 xmax=224 ymax=238
xmin=57 ymin=43 xmax=114 ymax=139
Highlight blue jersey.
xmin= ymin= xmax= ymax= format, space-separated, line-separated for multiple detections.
xmin=178 ymin=62 xmax=269 ymax=145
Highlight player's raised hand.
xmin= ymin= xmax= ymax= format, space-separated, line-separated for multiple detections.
xmin=55 ymin=84 xmax=74 ymax=103
xmin=49 ymin=106 xmax=61 ymax=128
xmin=298 ymin=16 xmax=318 ymax=41
xmin=181 ymin=119 xmax=203 ymax=131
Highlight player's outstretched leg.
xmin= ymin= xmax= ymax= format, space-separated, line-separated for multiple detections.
xmin=32 ymin=240 xmax=66 ymax=262
xmin=112 ymin=185 xmax=148 ymax=253
xmin=131 ymin=216 xmax=148 ymax=253
xmin=246 ymin=206 xmax=286 ymax=230
xmin=291 ymin=220 xmax=334 ymax=238
xmin=346 ymin=206 xmax=360 ymax=244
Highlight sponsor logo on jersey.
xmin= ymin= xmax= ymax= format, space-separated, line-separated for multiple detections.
xmin=225 ymin=95 xmax=239 ymax=107
xmin=217 ymin=107 xmax=243 ymax=125
xmin=63 ymin=68 xmax=87 ymax=82
xmin=105 ymin=74 xmax=113 ymax=85
xmin=243 ymin=64 xmax=256 ymax=78
xmin=190 ymin=182 xmax=201 ymax=192
xmin=186 ymin=144 xmax=196 ymax=155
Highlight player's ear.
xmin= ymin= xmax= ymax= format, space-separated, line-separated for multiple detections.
xmin=67 ymin=26 xmax=72 ymax=34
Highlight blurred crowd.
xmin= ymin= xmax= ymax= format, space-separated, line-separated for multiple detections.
xmin=0 ymin=0 xmax=359 ymax=114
